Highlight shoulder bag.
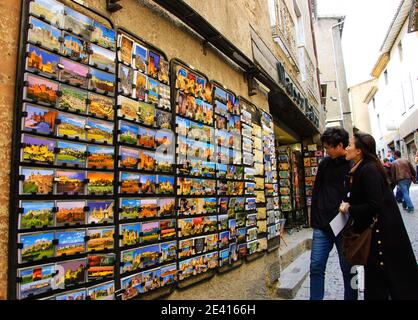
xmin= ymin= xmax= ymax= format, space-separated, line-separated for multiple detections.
xmin=342 ymin=216 xmax=378 ymax=266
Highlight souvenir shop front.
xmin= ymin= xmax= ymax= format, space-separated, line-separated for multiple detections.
xmin=2 ymin=0 xmax=321 ymax=300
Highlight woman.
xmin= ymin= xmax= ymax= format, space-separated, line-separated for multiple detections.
xmin=339 ymin=132 xmax=418 ymax=300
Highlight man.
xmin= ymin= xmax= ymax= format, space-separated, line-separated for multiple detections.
xmin=310 ymin=127 xmax=357 ymax=300
xmin=391 ymin=150 xmax=417 ymax=213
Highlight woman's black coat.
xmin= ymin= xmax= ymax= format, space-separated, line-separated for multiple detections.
xmin=347 ymin=160 xmax=418 ymax=299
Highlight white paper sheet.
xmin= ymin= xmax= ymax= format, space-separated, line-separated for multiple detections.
xmin=330 ymin=212 xmax=349 ymax=236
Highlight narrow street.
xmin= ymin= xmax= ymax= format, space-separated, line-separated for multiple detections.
xmin=294 ymin=185 xmax=418 ymax=300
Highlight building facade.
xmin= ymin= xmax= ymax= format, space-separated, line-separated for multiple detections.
xmin=314 ymin=15 xmax=353 ymax=134
xmin=348 ymin=79 xmax=374 ymax=134
xmin=366 ymin=0 xmax=418 ymax=163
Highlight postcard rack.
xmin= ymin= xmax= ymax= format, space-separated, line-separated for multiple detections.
xmin=303 ymin=144 xmax=323 ymax=207
xmin=9 ymin=0 xmax=120 ymax=300
xmin=115 ymin=27 xmax=177 ymax=300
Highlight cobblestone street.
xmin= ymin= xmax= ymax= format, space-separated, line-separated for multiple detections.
xmin=294 ymin=184 xmax=418 ymax=300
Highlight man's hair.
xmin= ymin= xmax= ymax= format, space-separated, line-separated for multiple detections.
xmin=320 ymin=127 xmax=349 ymax=148
xmin=394 ymin=150 xmax=401 ymax=158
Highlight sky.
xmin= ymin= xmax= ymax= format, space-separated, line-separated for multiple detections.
xmin=317 ymin=0 xmax=402 ymax=87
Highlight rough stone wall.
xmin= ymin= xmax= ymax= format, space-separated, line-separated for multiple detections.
xmin=0 ymin=0 xmax=22 ymax=300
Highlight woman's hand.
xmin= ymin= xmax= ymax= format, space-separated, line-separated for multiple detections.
xmin=339 ymin=201 xmax=350 ymax=215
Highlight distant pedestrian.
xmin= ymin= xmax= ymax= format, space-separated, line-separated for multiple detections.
xmin=309 ymin=127 xmax=357 ymax=300
xmin=382 ymin=158 xmax=395 ymax=189
xmin=339 ymin=132 xmax=418 ymax=300
xmin=391 ymin=150 xmax=417 ymax=213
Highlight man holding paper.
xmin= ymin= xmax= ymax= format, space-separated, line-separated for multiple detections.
xmin=309 ymin=127 xmax=358 ymax=300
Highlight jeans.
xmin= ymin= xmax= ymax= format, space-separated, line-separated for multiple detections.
xmin=395 ymin=186 xmax=403 ymax=203
xmin=398 ymin=179 xmax=414 ymax=211
xmin=310 ymin=228 xmax=358 ymax=300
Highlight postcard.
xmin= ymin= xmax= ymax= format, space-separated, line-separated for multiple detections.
xmin=204 ymin=234 xmax=217 ymax=252
xmin=118 ymin=96 xmax=138 ymax=121
xmin=175 ymin=66 xmax=187 ymax=90
xmin=18 ymin=231 xmax=54 ymax=263
xmin=137 ymin=198 xmax=157 ymax=219
xmin=147 ymin=51 xmax=160 ymax=79
xmin=19 ymin=201 xmax=54 ymax=230
xmin=20 ymin=167 xmax=54 ymax=195
xmin=55 ymin=229 xmax=85 ymax=257
xmin=57 ymin=85 xmax=87 ymax=115
xmin=236 ymin=211 xmax=246 ymax=228
xmin=56 ymin=200 xmax=85 ymax=226
xmin=86 ymin=145 xmax=114 ymax=169
xmin=155 ymin=110 xmax=172 ymax=130
xmin=56 ymin=112 xmax=86 ymax=140
xmin=118 ymin=199 xmax=139 ymax=220
xmin=133 ymin=43 xmax=147 ymax=72
xmin=119 ymin=34 xmax=134 ymax=66
xmin=147 ymin=78 xmax=160 ymax=104
xmin=18 ymin=263 xmax=55 ymax=299
xmin=179 ymin=238 xmax=193 ymax=258
xmin=88 ymin=93 xmax=114 ymax=119
xmin=87 ymin=172 xmax=113 ymax=195
xmin=118 ymin=147 xmax=138 ymax=169
xmin=55 ymin=170 xmax=85 ymax=195
xmin=22 ymin=104 xmax=57 ymax=135
xmin=86 ymin=227 xmax=114 ymax=252
xmin=61 ymin=33 xmax=89 ymax=64
xmin=155 ymin=129 xmax=173 ymax=149
xmin=191 ymin=236 xmax=204 ymax=255
xmin=135 ymin=72 xmax=147 ymax=101
xmin=156 ymin=152 xmax=174 ymax=172
xmin=138 ymin=102 xmax=155 ymax=126
xmin=56 ymin=258 xmax=86 ymax=288
xmin=142 ymin=267 xmax=161 ymax=293
xmin=195 ymin=76 xmax=205 ymax=99
xmin=215 ymin=115 xmax=227 ymax=131
xmin=140 ymin=174 xmax=156 ymax=194
xmin=157 ymin=198 xmax=174 ymax=218
xmin=160 ymin=241 xmax=176 ymax=263
xmin=120 ymin=172 xmax=140 ymax=194
xmin=120 ymin=223 xmax=141 ymax=246
xmin=219 ymin=249 xmax=229 ymax=267
xmin=141 ymin=221 xmax=159 ymax=243
xmin=176 ymin=91 xmax=190 ymax=118
xmin=90 ymin=44 xmax=115 ymax=73
xmin=157 ymin=59 xmax=169 ymax=84
xmin=87 ymin=200 xmax=113 ymax=225
xmin=160 ymin=219 xmax=176 ymax=240
xmin=161 ymin=264 xmax=177 ymax=287
xmin=119 ymin=64 xmax=134 ymax=96
xmin=247 ymin=227 xmax=258 ymax=242
xmin=119 ymin=121 xmax=138 ymax=145
xmin=87 ymin=281 xmax=114 ymax=300
xmin=55 ymin=141 xmax=85 ymax=167
xmin=21 ymin=134 xmax=54 ymax=164
xmin=91 ymin=21 xmax=116 ymax=50
xmin=179 ymin=258 xmax=195 ymax=280
xmin=86 ymin=119 xmax=113 ymax=143
xmin=178 ymin=217 xmax=205 ymax=237
xmin=86 ymin=253 xmax=114 ymax=281
xmin=28 ymin=17 xmax=61 ymax=52
xmin=26 ymin=44 xmax=59 ymax=79
xmin=64 ymin=6 xmax=92 ymax=39
xmin=59 ymin=58 xmax=88 ymax=88
xmin=56 ymin=288 xmax=86 ymax=300
xmin=29 ymin=0 xmax=64 ymax=28
xmin=121 ymin=273 xmax=142 ymax=299
xmin=157 ymin=175 xmax=174 ymax=195
xmin=178 ymin=198 xmax=196 ymax=216
xmin=219 ymin=231 xmax=230 ymax=250
xmin=25 ymin=74 xmax=58 ymax=106
xmin=89 ymin=68 xmax=115 ymax=95
xmin=215 ymin=214 xmax=226 ymax=231
xmin=138 ymin=127 xmax=155 ymax=148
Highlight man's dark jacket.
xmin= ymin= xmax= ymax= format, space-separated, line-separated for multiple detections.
xmin=311 ymin=156 xmax=351 ymax=234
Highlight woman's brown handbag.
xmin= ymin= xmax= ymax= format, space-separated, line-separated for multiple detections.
xmin=342 ymin=216 xmax=378 ymax=266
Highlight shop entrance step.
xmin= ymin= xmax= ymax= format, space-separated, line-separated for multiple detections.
xmin=276 ymin=250 xmax=311 ymax=299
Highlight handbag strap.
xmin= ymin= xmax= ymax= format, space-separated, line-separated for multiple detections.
xmin=369 ymin=216 xmax=378 ymax=229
